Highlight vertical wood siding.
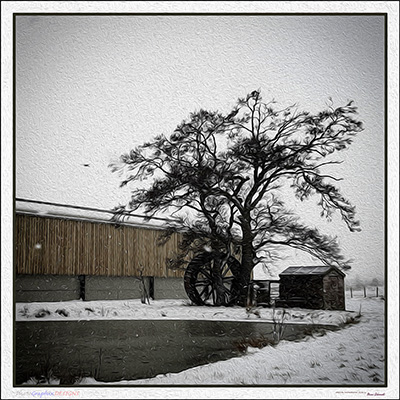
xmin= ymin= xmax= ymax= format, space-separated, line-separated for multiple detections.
xmin=15 ymin=214 xmax=184 ymax=278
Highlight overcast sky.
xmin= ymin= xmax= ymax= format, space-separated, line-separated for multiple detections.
xmin=15 ymin=15 xmax=385 ymax=281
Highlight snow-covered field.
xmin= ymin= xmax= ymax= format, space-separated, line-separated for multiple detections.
xmin=17 ymin=294 xmax=386 ymax=387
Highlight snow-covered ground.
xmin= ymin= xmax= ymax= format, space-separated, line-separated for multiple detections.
xmin=17 ymin=293 xmax=386 ymax=388
xmin=16 ymin=297 xmax=358 ymax=326
xmin=129 ymin=296 xmax=385 ymax=386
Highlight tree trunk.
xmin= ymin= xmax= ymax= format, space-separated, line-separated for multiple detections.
xmin=211 ymin=257 xmax=225 ymax=306
xmin=236 ymin=219 xmax=255 ymax=306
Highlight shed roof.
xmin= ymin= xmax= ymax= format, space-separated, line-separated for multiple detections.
xmin=279 ymin=265 xmax=345 ymax=277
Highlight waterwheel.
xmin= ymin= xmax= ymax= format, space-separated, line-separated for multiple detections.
xmin=184 ymin=251 xmax=241 ymax=306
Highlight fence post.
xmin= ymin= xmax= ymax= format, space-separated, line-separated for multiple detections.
xmin=350 ymin=287 xmax=353 ymax=298
xmin=363 ymin=286 xmax=366 ymax=298
xmin=78 ymin=275 xmax=86 ymax=301
xmin=376 ymin=287 xmax=379 ymax=297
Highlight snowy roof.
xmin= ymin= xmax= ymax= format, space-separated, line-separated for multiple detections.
xmin=279 ymin=266 xmax=345 ymax=277
xmin=15 ymin=198 xmax=181 ymax=231
xmin=16 ymin=210 xmax=173 ymax=231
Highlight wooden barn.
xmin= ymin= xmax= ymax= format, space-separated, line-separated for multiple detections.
xmin=275 ymin=265 xmax=346 ymax=310
xmin=15 ymin=210 xmax=186 ymax=302
xmin=14 ymin=201 xmax=347 ymax=310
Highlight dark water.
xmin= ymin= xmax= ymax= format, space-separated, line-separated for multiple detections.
xmin=15 ymin=319 xmax=336 ymax=385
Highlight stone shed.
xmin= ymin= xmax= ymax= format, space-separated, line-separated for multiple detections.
xmin=275 ymin=265 xmax=346 ymax=310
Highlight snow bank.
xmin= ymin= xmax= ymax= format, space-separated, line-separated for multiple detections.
xmin=16 ymin=298 xmax=359 ymax=327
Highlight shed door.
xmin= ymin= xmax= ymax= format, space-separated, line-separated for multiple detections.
xmin=324 ymin=276 xmax=344 ymax=310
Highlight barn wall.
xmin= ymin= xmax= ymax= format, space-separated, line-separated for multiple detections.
xmin=84 ymin=276 xmax=143 ymax=301
xmin=15 ymin=274 xmax=187 ymax=302
xmin=15 ymin=214 xmax=185 ymax=278
xmin=154 ymin=277 xmax=186 ymax=299
xmin=15 ymin=274 xmax=80 ymax=302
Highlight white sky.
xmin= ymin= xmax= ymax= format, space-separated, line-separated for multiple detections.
xmin=14 ymin=13 xmax=386 ymax=281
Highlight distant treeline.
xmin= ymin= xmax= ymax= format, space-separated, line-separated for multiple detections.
xmin=345 ymin=277 xmax=384 ymax=289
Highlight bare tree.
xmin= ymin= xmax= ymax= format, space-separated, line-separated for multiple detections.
xmin=110 ymin=90 xmax=363 ymax=305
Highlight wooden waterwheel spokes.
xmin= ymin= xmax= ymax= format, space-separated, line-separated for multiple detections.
xmin=184 ymin=252 xmax=241 ymax=306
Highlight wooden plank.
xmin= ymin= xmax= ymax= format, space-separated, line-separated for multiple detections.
xmin=15 ymin=214 xmax=185 ymax=278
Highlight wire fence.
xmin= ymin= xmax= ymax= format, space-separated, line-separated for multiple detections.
xmin=346 ymin=286 xmax=384 ymax=298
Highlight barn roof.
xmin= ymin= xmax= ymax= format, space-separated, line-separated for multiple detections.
xmin=279 ymin=265 xmax=345 ymax=277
